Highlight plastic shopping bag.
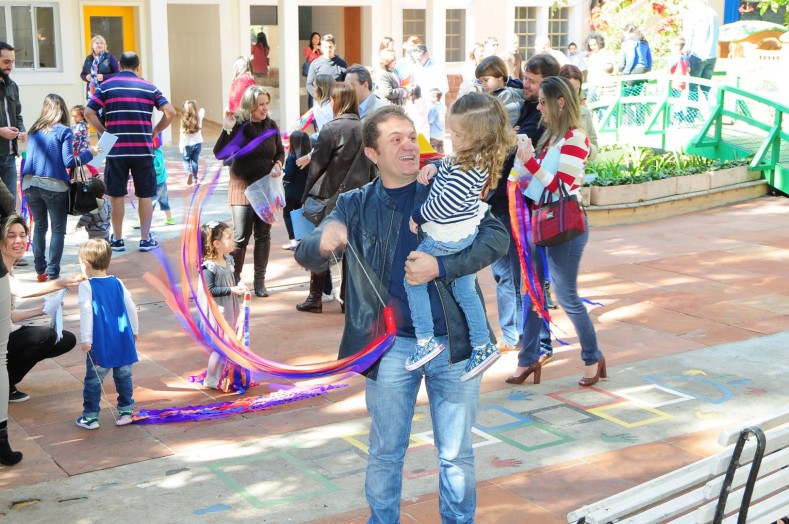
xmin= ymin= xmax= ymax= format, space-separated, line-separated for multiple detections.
xmin=245 ymin=175 xmax=285 ymax=224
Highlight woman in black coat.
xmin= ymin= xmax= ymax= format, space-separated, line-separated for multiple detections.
xmin=80 ymin=35 xmax=119 ymax=101
xmin=297 ymin=82 xmax=374 ymax=313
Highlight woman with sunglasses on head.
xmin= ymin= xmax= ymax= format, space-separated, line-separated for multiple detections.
xmin=511 ymin=76 xmax=606 ymax=388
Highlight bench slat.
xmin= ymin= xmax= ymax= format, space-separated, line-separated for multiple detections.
xmin=692 ymin=466 xmax=789 ymax=522
xmin=709 ymin=425 xmax=789 ymax=476
xmin=609 ymin=488 xmax=706 ymax=524
xmin=717 ymin=407 xmax=789 ymax=447
xmin=703 ymin=446 xmax=789 ymax=499
xmin=721 ymin=488 xmax=789 ymax=524
xmin=567 ymin=455 xmax=721 ymax=522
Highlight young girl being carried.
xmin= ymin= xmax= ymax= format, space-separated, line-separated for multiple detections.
xmin=405 ymin=92 xmax=515 ymax=382
xmin=179 ymin=100 xmax=204 ymax=186
xmin=198 ymin=221 xmax=249 ymax=390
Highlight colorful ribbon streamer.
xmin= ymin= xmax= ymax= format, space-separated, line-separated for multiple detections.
xmin=143 ymin=165 xmax=397 ymax=380
xmin=132 ymin=383 xmax=347 ymax=424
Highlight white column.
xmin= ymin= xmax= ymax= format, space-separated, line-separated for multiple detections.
xmin=425 ymin=0 xmax=447 ymax=63
xmin=148 ymin=0 xmax=173 ymax=144
xmin=279 ymin=0 xmax=300 ymax=127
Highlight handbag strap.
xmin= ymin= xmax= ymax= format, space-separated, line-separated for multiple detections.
xmin=73 ymin=156 xmax=88 ymax=183
xmin=336 ymin=143 xmax=366 ymax=195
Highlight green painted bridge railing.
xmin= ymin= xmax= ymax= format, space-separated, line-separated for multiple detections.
xmin=587 ymin=72 xmax=789 ymax=194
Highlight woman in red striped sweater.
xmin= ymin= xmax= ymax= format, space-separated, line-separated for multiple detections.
xmin=514 ymin=76 xmax=606 ymax=387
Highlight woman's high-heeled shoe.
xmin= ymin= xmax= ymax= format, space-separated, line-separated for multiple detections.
xmin=579 ymin=357 xmax=607 ymax=387
xmin=505 ymin=361 xmax=541 ymax=385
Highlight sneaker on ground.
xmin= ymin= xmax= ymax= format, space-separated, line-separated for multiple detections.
xmin=15 ymin=258 xmax=28 ymax=267
xmin=132 ymin=222 xmax=141 ymax=229
xmin=496 ymin=339 xmax=518 ymax=353
xmin=9 ymin=388 xmax=29 ymax=403
xmin=76 ymin=416 xmax=99 ymax=430
xmin=163 ymin=218 xmax=176 ymax=226
xmin=109 ymin=235 xmax=126 ymax=252
xmin=36 ymin=274 xmax=48 ymax=283
xmin=139 ymin=234 xmax=159 ymax=252
xmin=281 ymin=239 xmax=298 ymax=250
xmin=321 ymin=293 xmax=334 ymax=303
xmin=405 ymin=337 xmax=445 ymax=371
xmin=116 ymin=411 xmax=134 ymax=426
xmin=460 ymin=342 xmax=501 ymax=382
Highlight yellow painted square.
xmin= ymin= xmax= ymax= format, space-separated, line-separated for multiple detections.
xmin=588 ymin=402 xmax=673 ymax=428
xmin=341 ymin=430 xmax=425 ymax=455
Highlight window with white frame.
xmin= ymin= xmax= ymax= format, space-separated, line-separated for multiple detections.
xmin=402 ymin=9 xmax=426 ymax=49
xmin=513 ymin=6 xmax=538 ymax=58
xmin=0 ymin=4 xmax=59 ymax=70
xmin=548 ymin=7 xmax=569 ymax=51
xmin=445 ymin=9 xmax=465 ymax=62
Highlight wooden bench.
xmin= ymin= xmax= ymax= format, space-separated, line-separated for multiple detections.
xmin=567 ymin=408 xmax=789 ymax=524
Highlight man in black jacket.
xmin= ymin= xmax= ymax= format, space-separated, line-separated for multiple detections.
xmin=488 ymin=54 xmax=560 ymax=367
xmin=0 ymin=42 xmax=27 ymax=210
xmin=295 ymin=106 xmax=508 ymax=523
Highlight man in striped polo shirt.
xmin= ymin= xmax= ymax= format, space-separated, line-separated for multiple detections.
xmin=85 ymin=51 xmax=175 ymax=252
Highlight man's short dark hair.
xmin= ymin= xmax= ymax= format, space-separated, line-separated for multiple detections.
xmin=119 ymin=51 xmax=140 ymax=70
xmin=0 ymin=42 xmax=14 ymax=54
xmin=363 ymin=105 xmax=414 ymax=151
xmin=322 ymin=34 xmax=336 ymax=44
xmin=411 ymin=44 xmax=428 ymax=56
xmin=525 ymin=53 xmax=561 ymax=78
xmin=346 ymin=64 xmax=372 ymax=90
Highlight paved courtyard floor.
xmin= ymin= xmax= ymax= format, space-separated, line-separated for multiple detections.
xmin=1 ymin=126 xmax=788 ymax=522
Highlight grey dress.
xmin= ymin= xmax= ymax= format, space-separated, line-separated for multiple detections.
xmin=199 ymin=256 xmax=240 ymax=332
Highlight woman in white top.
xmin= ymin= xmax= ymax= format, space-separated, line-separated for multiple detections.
xmin=311 ymin=74 xmax=335 ymax=133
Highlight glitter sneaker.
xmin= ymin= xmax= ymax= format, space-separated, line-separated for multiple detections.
xmin=405 ymin=337 xmax=445 ymax=371
xmin=460 ymin=342 xmax=501 ymax=382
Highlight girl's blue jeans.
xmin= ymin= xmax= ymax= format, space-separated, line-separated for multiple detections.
xmin=404 ymin=231 xmax=489 ymax=348
xmin=182 ymin=143 xmax=202 ymax=177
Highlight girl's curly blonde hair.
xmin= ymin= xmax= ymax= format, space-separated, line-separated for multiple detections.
xmin=448 ymin=92 xmax=515 ymax=192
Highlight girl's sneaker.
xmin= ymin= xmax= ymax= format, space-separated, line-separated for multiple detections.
xmin=76 ymin=416 xmax=99 ymax=430
xmin=163 ymin=218 xmax=176 ymax=226
xmin=405 ymin=337 xmax=445 ymax=371
xmin=460 ymin=343 xmax=501 ymax=382
xmin=116 ymin=410 xmax=134 ymax=426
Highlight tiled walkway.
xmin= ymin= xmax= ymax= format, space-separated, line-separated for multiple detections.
xmin=2 ymin=131 xmax=788 ymax=521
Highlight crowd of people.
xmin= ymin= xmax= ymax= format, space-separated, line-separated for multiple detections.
xmin=0 ymin=4 xmax=722 ymax=519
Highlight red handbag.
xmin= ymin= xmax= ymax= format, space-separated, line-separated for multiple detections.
xmin=532 ymin=183 xmax=586 ymax=246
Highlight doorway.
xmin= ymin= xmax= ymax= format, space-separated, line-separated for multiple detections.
xmin=82 ymin=5 xmax=137 ymax=56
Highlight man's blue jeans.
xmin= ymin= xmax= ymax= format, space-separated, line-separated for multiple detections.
xmin=365 ymin=335 xmax=479 ymax=523
xmin=0 ymin=155 xmax=17 ymax=209
xmin=405 ymin=232 xmax=489 ymax=348
xmin=82 ymin=353 xmax=134 ymax=419
xmin=490 ymin=213 xmax=523 ymax=347
xmin=23 ymin=186 xmax=69 ymax=279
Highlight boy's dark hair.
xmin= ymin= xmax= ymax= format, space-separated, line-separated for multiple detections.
xmin=429 ymin=88 xmax=442 ymax=102
xmin=475 ymin=55 xmax=508 ymax=80
xmin=89 ymin=177 xmax=106 ymax=199
xmin=79 ymin=238 xmax=112 ymax=270
xmin=119 ymin=52 xmax=140 ymax=70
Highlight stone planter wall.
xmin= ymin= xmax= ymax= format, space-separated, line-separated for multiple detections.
xmin=585 ymin=166 xmax=768 ymax=226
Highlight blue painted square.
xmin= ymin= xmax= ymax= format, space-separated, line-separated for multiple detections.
xmin=474 ymin=405 xmax=534 ymax=432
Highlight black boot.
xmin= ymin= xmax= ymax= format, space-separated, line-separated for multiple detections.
xmin=544 ymin=282 xmax=558 ymax=309
xmin=232 ymin=245 xmax=246 ymax=286
xmin=0 ymin=420 xmax=22 ymax=466
xmin=296 ymin=271 xmax=327 ymax=313
xmin=253 ymin=238 xmax=270 ymax=297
